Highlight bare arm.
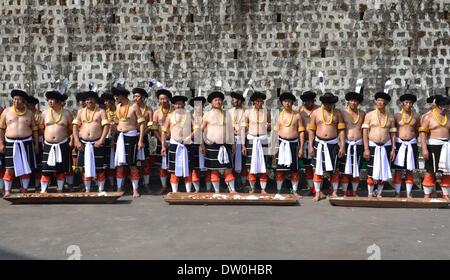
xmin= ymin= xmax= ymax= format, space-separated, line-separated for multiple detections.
xmin=72 ymin=110 xmax=83 ymax=151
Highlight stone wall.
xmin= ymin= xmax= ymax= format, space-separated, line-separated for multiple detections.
xmin=0 ymin=0 xmax=449 ymax=112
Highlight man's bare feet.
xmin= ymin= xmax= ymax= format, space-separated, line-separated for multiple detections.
xmin=377 ymin=194 xmax=383 ymax=198
xmin=424 ymin=194 xmax=430 ymax=199
xmin=20 ymin=188 xmax=27 ymax=194
xmin=313 ymin=193 xmax=321 ymax=202
xmin=3 ymin=190 xmax=11 ymax=198
xmin=331 ymin=191 xmax=338 ymax=198
xmin=395 ymin=194 xmax=401 ymax=198
xmin=407 ymin=195 xmax=413 ymax=199
xmin=159 ymin=187 xmax=167 ymax=195
xmin=85 ymin=190 xmax=90 ymax=193
xmin=443 ymin=195 xmax=450 ymax=201
xmin=133 ymin=190 xmax=141 ymax=198
xmin=261 ymin=189 xmax=267 ymax=194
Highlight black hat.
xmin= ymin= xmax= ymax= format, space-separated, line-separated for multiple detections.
xmin=374 ymin=92 xmax=391 ymax=102
xmin=279 ymin=92 xmax=296 ymax=103
xmin=171 ymin=95 xmax=188 ymax=104
xmin=45 ymin=90 xmax=68 ymax=102
xmin=300 ymin=91 xmax=316 ymax=102
xmin=132 ymin=87 xmax=148 ymax=98
xmin=76 ymin=91 xmax=87 ymax=102
xmin=26 ymin=95 xmax=39 ymax=105
xmin=427 ymin=94 xmax=442 ymax=104
xmin=155 ymin=89 xmax=172 ymax=99
xmin=345 ymin=92 xmax=364 ymax=103
xmin=250 ymin=91 xmax=266 ymax=102
xmin=399 ymin=92 xmax=417 ymax=102
xmin=435 ymin=95 xmax=450 ymax=106
xmin=11 ymin=89 xmax=28 ymax=99
xmin=84 ymin=91 xmax=99 ymax=100
xmin=100 ymin=92 xmax=114 ymax=103
xmin=207 ymin=91 xmax=225 ymax=103
xmin=230 ymin=91 xmax=245 ymax=102
xmin=189 ymin=96 xmax=207 ymax=107
xmin=111 ymin=87 xmax=130 ymax=97
xmin=319 ymin=92 xmax=338 ymax=104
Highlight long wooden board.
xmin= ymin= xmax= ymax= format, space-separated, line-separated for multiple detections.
xmin=3 ymin=192 xmax=124 ymax=204
xmin=164 ymin=192 xmax=299 ymax=206
xmin=329 ymin=196 xmax=450 ymax=209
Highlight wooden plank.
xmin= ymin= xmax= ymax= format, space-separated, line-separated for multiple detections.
xmin=3 ymin=192 xmax=124 ymax=204
xmin=164 ymin=192 xmax=299 ymax=206
xmin=329 ymin=197 xmax=450 ymax=209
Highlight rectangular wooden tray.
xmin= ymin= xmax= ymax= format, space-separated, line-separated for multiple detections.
xmin=164 ymin=192 xmax=299 ymax=206
xmin=329 ymin=197 xmax=450 ymax=209
xmin=3 ymin=192 xmax=124 ymax=204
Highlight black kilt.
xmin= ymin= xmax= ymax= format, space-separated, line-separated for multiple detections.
xmin=392 ymin=140 xmax=419 ymax=170
xmin=425 ymin=144 xmax=444 ymax=173
xmin=245 ymin=136 xmax=270 ymax=173
xmin=189 ymin=144 xmax=203 ymax=170
xmin=301 ymin=140 xmax=313 ymax=167
xmin=338 ymin=143 xmax=364 ymax=174
xmin=104 ymin=137 xmax=113 ymax=169
xmin=4 ymin=137 xmax=36 ymax=172
xmin=205 ymin=143 xmax=233 ymax=170
xmin=154 ymin=140 xmax=169 ymax=168
xmin=115 ymin=135 xmax=138 ymax=167
xmin=275 ymin=137 xmax=299 ymax=171
xmin=42 ymin=139 xmax=72 ymax=174
xmin=168 ymin=142 xmax=191 ymax=174
xmin=141 ymin=135 xmax=151 ymax=160
xmin=312 ymin=138 xmax=339 ymax=173
xmin=367 ymin=144 xmax=392 ymax=178
xmin=77 ymin=139 xmax=106 ymax=170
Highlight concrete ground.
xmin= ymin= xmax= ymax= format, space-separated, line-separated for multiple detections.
xmin=0 ymin=183 xmax=449 ymax=260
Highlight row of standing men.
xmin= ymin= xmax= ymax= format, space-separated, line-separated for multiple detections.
xmin=0 ymin=85 xmax=449 ymax=201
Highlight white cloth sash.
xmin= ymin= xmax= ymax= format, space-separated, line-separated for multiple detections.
xmin=45 ymin=138 xmax=68 ymax=167
xmin=344 ymin=139 xmax=363 ymax=177
xmin=80 ymin=139 xmax=96 ymax=178
xmin=278 ymin=137 xmax=296 ymax=166
xmin=199 ymin=147 xmax=206 ymax=171
xmin=428 ymin=138 xmax=450 ymax=173
xmin=170 ymin=139 xmax=190 ymax=177
xmin=5 ymin=136 xmax=33 ymax=177
xmin=218 ymin=146 xmax=230 ymax=165
xmin=393 ymin=138 xmax=417 ymax=171
xmin=314 ymin=137 xmax=339 ymax=175
xmin=369 ymin=140 xmax=392 ymax=181
xmin=247 ymin=134 xmax=268 ymax=174
xmin=114 ymin=130 xmax=138 ymax=167
xmin=234 ymin=135 xmax=242 ymax=172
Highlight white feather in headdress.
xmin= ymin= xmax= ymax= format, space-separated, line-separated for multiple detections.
xmin=384 ymin=80 xmax=392 ymax=94
xmin=59 ymin=78 xmax=70 ymax=95
xmin=319 ymin=71 xmax=325 ymax=93
xmin=355 ymin=78 xmax=364 ymax=94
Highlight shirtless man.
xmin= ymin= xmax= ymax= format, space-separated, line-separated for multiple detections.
xmin=26 ymin=95 xmax=43 ymax=192
xmin=228 ymin=92 xmax=248 ymax=190
xmin=100 ymin=92 xmax=117 ymax=189
xmin=392 ymin=92 xmax=420 ymax=198
xmin=39 ymin=90 xmax=73 ymax=193
xmin=132 ymin=87 xmax=153 ymax=193
xmin=201 ymin=91 xmax=236 ymax=193
xmin=362 ymin=91 xmax=396 ymax=198
xmin=308 ymin=92 xmax=346 ymax=201
xmin=420 ymin=95 xmax=450 ymax=200
xmin=339 ymin=90 xmax=365 ymax=197
xmin=152 ymin=89 xmax=173 ymax=194
xmin=161 ymin=95 xmax=193 ymax=193
xmin=112 ymin=86 xmax=145 ymax=198
xmin=72 ymin=91 xmax=110 ymax=193
xmin=189 ymin=96 xmax=207 ymax=192
xmin=274 ymin=92 xmax=305 ymax=195
xmin=242 ymin=91 xmax=271 ymax=194
xmin=0 ymin=90 xmax=39 ymax=197
xmin=299 ymin=91 xmax=320 ymax=195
